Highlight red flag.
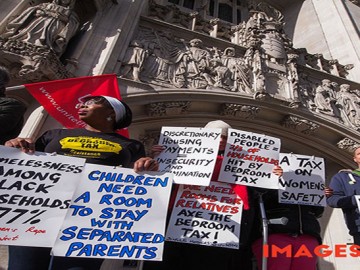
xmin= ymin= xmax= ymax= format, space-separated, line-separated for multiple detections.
xmin=25 ymin=74 xmax=128 ymax=136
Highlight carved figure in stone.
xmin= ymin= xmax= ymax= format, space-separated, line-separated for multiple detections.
xmin=175 ymin=38 xmax=212 ymax=88
xmin=141 ymin=30 xmax=183 ymax=84
xmin=221 ymin=47 xmax=252 ymax=93
xmin=254 ymin=74 xmax=266 ymax=99
xmin=207 ymin=58 xmax=231 ymax=89
xmin=336 ymin=84 xmax=360 ymax=129
xmin=298 ymin=82 xmax=316 ymax=111
xmin=2 ymin=0 xmax=79 ymax=56
xmin=187 ymin=39 xmax=210 ymax=75
xmin=120 ymin=40 xmax=148 ymax=81
xmin=287 ymin=54 xmax=299 ymax=99
xmin=314 ymin=79 xmax=336 ymax=115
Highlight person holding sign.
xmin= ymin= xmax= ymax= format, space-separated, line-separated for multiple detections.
xmin=251 ymin=188 xmax=324 ymax=270
xmin=327 ymin=145 xmax=360 ymax=245
xmin=5 ymin=96 xmax=159 ymax=270
xmin=145 ymin=120 xmax=283 ymax=270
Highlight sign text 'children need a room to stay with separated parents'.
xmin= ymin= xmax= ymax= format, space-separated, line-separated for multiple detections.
xmin=52 ymin=164 xmax=173 ymax=261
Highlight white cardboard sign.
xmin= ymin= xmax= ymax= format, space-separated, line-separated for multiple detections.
xmin=52 ymin=164 xmax=173 ymax=261
xmin=0 ymin=146 xmax=85 ymax=247
xmin=166 ymin=182 xmax=242 ymax=249
xmin=218 ymin=129 xmax=281 ymax=189
xmin=278 ymin=153 xmax=326 ymax=206
xmin=156 ymin=126 xmax=221 ymax=186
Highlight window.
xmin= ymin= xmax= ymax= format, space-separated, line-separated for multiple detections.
xmin=208 ymin=0 xmax=243 ymax=24
xmin=168 ymin=0 xmax=194 ymax=9
xmin=219 ymin=3 xmax=233 ymax=22
xmin=167 ymin=0 xmax=243 ymax=24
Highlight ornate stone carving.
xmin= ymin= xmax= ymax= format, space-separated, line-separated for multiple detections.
xmin=313 ymin=79 xmax=337 ymax=116
xmin=0 ymin=0 xmax=79 ymax=81
xmin=337 ymin=138 xmax=360 ymax=153
xmin=120 ymin=40 xmax=147 ymax=82
xmin=140 ymin=1 xmax=360 ymax=133
xmin=146 ymin=101 xmax=191 ymax=116
xmin=221 ymin=103 xmax=260 ymax=119
xmin=2 ymin=0 xmax=79 ymax=56
xmin=335 ymin=84 xmax=360 ymax=130
xmin=0 ymin=38 xmax=72 ymax=81
xmin=297 ymin=74 xmax=317 ymax=111
xmin=120 ymin=29 xmax=253 ymax=92
xmin=282 ymin=115 xmax=319 ymax=134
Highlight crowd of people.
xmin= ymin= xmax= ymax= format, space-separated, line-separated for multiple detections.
xmin=1 ymin=65 xmax=359 ymax=270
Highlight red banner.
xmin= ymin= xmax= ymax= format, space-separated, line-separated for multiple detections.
xmin=25 ymin=74 xmax=128 ymax=136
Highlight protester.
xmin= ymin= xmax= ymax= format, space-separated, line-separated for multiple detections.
xmin=327 ymin=145 xmax=360 ymax=245
xmin=251 ymin=187 xmax=324 ymax=270
xmin=5 ymin=95 xmax=159 ymax=270
xmin=0 ymin=66 xmax=26 ymax=145
xmin=144 ymin=120 xmax=283 ymax=270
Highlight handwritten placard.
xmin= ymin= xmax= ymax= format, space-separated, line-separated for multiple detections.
xmin=0 ymin=146 xmax=85 ymax=247
xmin=166 ymin=182 xmax=242 ymax=249
xmin=52 ymin=164 xmax=173 ymax=261
xmin=218 ymin=129 xmax=281 ymax=189
xmin=278 ymin=153 xmax=326 ymax=206
xmin=156 ymin=126 xmax=221 ymax=186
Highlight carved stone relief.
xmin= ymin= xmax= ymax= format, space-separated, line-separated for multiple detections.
xmin=146 ymin=101 xmax=191 ymax=117
xmin=281 ymin=115 xmax=320 ymax=135
xmin=0 ymin=0 xmax=80 ymax=82
xmin=221 ymin=103 xmax=260 ymax=119
xmin=119 ymin=29 xmax=253 ymax=92
xmin=294 ymin=73 xmax=360 ymax=132
xmin=336 ymin=84 xmax=360 ymax=130
xmin=121 ymin=1 xmax=360 ymax=133
xmin=337 ymin=138 xmax=360 ymax=153
xmin=313 ymin=79 xmax=339 ymax=116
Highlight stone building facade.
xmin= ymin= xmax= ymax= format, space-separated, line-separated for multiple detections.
xmin=0 ymin=0 xmax=360 ymax=269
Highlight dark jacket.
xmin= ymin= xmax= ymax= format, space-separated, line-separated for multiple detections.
xmin=327 ymin=170 xmax=360 ymax=236
xmin=0 ymin=97 xmax=26 ymax=145
xmin=252 ymin=189 xmax=324 ymax=244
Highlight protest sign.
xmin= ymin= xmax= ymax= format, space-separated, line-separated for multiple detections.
xmin=278 ymin=153 xmax=326 ymax=206
xmin=0 ymin=146 xmax=85 ymax=247
xmin=218 ymin=129 xmax=281 ymax=189
xmin=156 ymin=126 xmax=221 ymax=186
xmin=52 ymin=164 xmax=172 ymax=261
xmin=166 ymin=182 xmax=242 ymax=249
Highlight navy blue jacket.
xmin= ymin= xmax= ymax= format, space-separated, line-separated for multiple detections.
xmin=327 ymin=170 xmax=360 ymax=236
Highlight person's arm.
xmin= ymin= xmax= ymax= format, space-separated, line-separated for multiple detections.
xmin=326 ymin=173 xmax=358 ymax=209
xmin=5 ymin=129 xmax=51 ymax=153
xmin=129 ymin=140 xmax=159 ymax=172
xmin=5 ymin=137 xmax=35 ymax=153
xmin=133 ymin=157 xmax=159 ymax=172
